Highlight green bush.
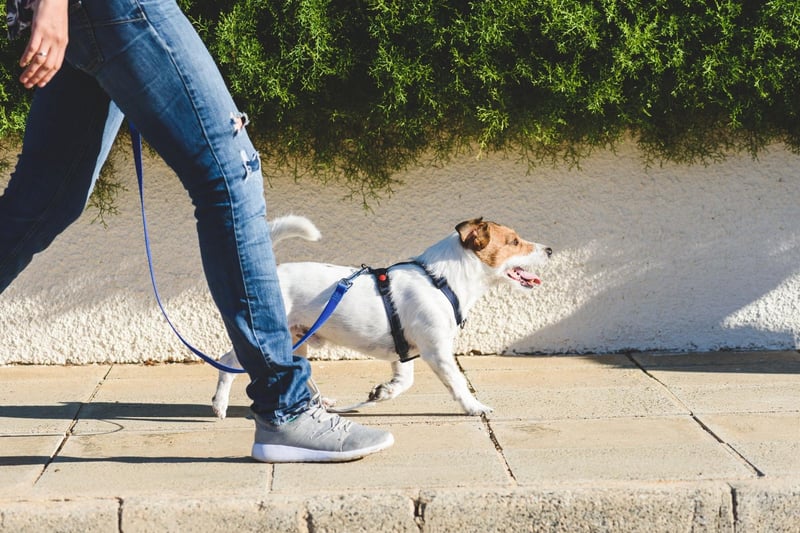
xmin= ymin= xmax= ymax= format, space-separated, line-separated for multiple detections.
xmin=2 ymin=0 xmax=799 ymax=203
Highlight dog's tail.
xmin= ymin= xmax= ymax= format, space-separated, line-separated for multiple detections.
xmin=269 ymin=215 xmax=322 ymax=244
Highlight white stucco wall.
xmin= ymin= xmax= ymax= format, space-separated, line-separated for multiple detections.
xmin=1 ymin=140 xmax=799 ymax=365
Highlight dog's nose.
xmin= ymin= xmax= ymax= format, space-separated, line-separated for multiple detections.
xmin=545 ymin=247 xmax=553 ymax=257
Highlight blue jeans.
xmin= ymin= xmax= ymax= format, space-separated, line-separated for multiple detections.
xmin=0 ymin=0 xmax=311 ymax=423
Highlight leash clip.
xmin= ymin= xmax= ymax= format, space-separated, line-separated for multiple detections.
xmin=340 ymin=265 xmax=369 ymax=289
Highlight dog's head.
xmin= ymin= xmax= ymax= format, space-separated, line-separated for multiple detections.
xmin=456 ymin=218 xmax=552 ymax=289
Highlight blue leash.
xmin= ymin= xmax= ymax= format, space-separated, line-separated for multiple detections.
xmin=130 ymin=125 xmax=360 ymax=373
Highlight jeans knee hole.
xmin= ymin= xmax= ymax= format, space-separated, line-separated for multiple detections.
xmin=240 ymin=150 xmax=261 ymax=180
xmin=230 ymin=112 xmax=250 ymax=135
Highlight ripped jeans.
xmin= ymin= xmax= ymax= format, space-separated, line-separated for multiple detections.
xmin=0 ymin=0 xmax=311 ymax=423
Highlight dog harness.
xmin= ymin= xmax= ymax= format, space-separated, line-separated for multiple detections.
xmin=368 ymin=260 xmax=466 ymax=363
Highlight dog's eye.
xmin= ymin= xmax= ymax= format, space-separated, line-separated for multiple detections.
xmin=510 ymin=238 xmax=519 ymax=246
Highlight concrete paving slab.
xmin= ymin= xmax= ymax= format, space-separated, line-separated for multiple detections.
xmin=461 ymin=353 xmax=688 ymax=420
xmin=0 ymin=435 xmax=62 ymax=497
xmin=463 ymin=360 xmax=647 ymax=389
xmin=0 ymin=365 xmax=110 ymax=435
xmin=642 ymin=369 xmax=800 ymax=387
xmin=0 ymin=498 xmax=120 ymax=533
xmin=312 ymin=359 xmax=447 ymax=395
xmin=72 ymin=369 xmax=251 ymax=434
xmin=0 ymin=364 xmax=111 ymax=382
xmin=310 ymin=359 xmax=468 ymax=419
xmin=272 ymin=420 xmax=511 ymax=492
xmin=478 ymin=384 xmax=687 ymax=421
xmin=32 ymin=428 xmax=268 ymax=497
xmin=105 ymin=362 xmax=252 ymax=417
xmin=637 ymin=364 xmax=800 ymax=414
xmin=104 ymin=362 xmax=217 ymax=380
xmin=492 ymin=416 xmax=757 ymax=482
xmin=701 ymin=413 xmax=800 ymax=476
xmin=457 ymin=353 xmax=637 ymax=371
xmin=334 ymin=392 xmax=467 ymax=420
xmin=665 ymin=383 xmax=800 ymax=414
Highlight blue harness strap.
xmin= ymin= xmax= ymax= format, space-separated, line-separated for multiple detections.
xmin=131 ymin=125 xmax=361 ymax=373
xmin=291 ymin=266 xmax=369 ymax=350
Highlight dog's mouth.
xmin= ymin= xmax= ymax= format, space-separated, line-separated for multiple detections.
xmin=506 ymin=266 xmax=541 ymax=288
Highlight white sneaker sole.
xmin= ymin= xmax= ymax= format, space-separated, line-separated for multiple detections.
xmin=251 ymin=434 xmax=394 ymax=463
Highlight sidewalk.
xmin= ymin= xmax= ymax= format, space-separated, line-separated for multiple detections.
xmin=1 ymin=351 xmax=799 ymax=532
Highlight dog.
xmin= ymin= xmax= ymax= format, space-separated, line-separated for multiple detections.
xmin=212 ymin=215 xmax=552 ymax=417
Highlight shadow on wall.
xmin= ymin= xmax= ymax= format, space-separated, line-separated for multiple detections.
xmin=503 ymin=152 xmax=800 ymax=354
xmin=516 ymin=237 xmax=800 ymax=354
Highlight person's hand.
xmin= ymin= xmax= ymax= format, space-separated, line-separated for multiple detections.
xmin=19 ymin=0 xmax=69 ymax=89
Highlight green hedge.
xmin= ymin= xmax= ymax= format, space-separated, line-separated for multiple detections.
xmin=2 ymin=0 xmax=799 ymax=201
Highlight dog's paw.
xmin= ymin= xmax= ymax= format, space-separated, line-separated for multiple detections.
xmin=463 ymin=401 xmax=493 ymax=416
xmin=211 ymin=395 xmax=228 ymax=420
xmin=368 ymin=382 xmax=399 ymax=402
xmin=321 ymin=396 xmax=337 ymax=409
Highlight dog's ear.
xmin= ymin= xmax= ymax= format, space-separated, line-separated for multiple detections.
xmin=456 ymin=218 xmax=490 ymax=251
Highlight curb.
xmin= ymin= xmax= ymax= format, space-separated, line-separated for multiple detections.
xmin=2 ymin=482 xmax=798 ymax=532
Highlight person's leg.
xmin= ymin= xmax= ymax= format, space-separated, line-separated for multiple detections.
xmin=0 ymin=63 xmax=123 ymax=292
xmin=61 ymin=0 xmax=391 ymax=461
xmin=62 ymin=0 xmax=312 ymax=423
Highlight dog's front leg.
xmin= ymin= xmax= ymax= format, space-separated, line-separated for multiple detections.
xmin=423 ymin=351 xmax=493 ymax=416
xmin=211 ymin=349 xmax=241 ymax=419
xmin=368 ymin=360 xmax=415 ymax=402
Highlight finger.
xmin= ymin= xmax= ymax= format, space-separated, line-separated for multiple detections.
xmin=19 ymin=52 xmax=48 ymax=84
xmin=19 ymin=50 xmax=56 ymax=88
xmin=19 ymin=36 xmax=44 ymax=67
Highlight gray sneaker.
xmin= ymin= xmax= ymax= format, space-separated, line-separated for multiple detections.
xmin=251 ymin=400 xmax=394 ymax=463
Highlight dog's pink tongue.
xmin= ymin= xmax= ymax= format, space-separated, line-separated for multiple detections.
xmin=511 ymin=267 xmax=541 ymax=287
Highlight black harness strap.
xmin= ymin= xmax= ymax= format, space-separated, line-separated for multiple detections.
xmin=410 ymin=260 xmax=466 ymax=328
xmin=369 ymin=267 xmax=414 ymax=362
xmin=369 ymin=260 xmax=465 ymax=363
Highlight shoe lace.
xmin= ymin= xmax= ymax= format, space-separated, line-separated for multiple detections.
xmin=308 ymin=394 xmax=353 ymax=433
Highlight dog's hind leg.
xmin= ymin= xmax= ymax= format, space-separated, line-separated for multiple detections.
xmin=211 ymin=349 xmax=241 ymax=419
xmin=368 ymin=360 xmax=415 ymax=402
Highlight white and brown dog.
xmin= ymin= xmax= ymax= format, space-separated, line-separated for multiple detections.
xmin=212 ymin=215 xmax=552 ymax=417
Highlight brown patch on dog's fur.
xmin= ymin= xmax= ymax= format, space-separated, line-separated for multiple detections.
xmin=456 ymin=218 xmax=535 ymax=268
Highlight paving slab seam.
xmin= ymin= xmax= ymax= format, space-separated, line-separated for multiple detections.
xmin=480 ymin=414 xmax=518 ymax=486
xmin=690 ymin=415 xmax=765 ymax=478
xmin=454 ymin=357 xmax=519 ymax=486
xmin=625 ymin=353 xmax=766 ymax=479
xmin=30 ymin=365 xmax=116 ymax=488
